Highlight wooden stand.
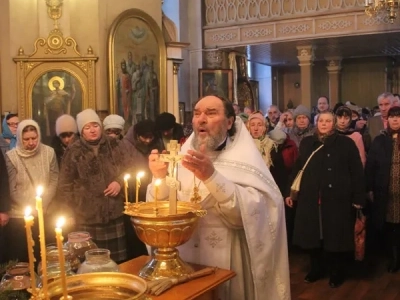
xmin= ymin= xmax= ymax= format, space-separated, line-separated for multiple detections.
xmin=119 ymin=256 xmax=236 ymax=300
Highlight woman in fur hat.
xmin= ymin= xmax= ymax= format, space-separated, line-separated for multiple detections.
xmin=4 ymin=119 xmax=58 ymax=262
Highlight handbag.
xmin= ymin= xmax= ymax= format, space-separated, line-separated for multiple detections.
xmin=290 ymin=144 xmax=323 ymax=201
xmin=354 ymin=208 xmax=366 ymax=261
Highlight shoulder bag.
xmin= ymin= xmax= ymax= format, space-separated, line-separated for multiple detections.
xmin=290 ymin=144 xmax=323 ymax=201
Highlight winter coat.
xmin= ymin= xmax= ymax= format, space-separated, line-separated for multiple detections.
xmin=288 ymin=125 xmax=315 ymax=148
xmin=365 ymin=131 xmax=393 ymax=229
xmin=0 ymin=152 xmax=10 ymax=213
xmin=286 ymin=133 xmax=365 ymax=252
xmin=58 ymin=135 xmax=133 ymax=225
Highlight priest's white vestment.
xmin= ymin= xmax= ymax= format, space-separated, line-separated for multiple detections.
xmin=147 ymin=118 xmax=291 ymax=300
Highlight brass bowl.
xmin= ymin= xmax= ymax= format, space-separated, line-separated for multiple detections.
xmin=126 ymin=201 xmax=204 ymax=280
xmin=45 ymin=272 xmax=148 ymax=300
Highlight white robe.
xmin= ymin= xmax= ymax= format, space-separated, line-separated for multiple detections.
xmin=147 ymin=117 xmax=291 ymax=300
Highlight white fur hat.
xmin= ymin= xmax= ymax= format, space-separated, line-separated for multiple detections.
xmin=55 ymin=114 xmax=78 ymax=136
xmin=103 ymin=114 xmax=125 ymax=131
xmin=76 ymin=109 xmax=101 ymax=133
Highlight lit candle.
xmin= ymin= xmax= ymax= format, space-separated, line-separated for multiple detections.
xmin=154 ymin=179 xmax=161 ymax=205
xmin=55 ymin=217 xmax=68 ymax=300
xmin=123 ymin=174 xmax=131 ymax=205
xmin=35 ymin=186 xmax=48 ymax=298
xmin=135 ymin=171 xmax=145 ymax=204
xmin=24 ymin=207 xmax=37 ymax=298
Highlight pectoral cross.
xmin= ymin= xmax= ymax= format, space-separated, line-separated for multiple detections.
xmin=159 ymin=140 xmax=183 ymax=215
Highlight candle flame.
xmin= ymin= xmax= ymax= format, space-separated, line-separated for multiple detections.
xmin=124 ymin=174 xmax=131 ymax=181
xmin=56 ymin=217 xmax=65 ymax=228
xmin=155 ymin=179 xmax=162 ymax=186
xmin=36 ymin=186 xmax=43 ymax=197
xmin=136 ymin=171 xmax=145 ymax=179
xmin=25 ymin=206 xmax=32 ymax=217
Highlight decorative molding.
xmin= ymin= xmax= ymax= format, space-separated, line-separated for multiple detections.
xmin=318 ymin=20 xmax=352 ymax=30
xmin=211 ymin=32 xmax=238 ymax=42
xmin=205 ymin=0 xmax=364 ymax=26
xmin=204 ymin=11 xmax=400 ymax=48
xmin=278 ymin=23 xmax=311 ymax=34
xmin=243 ymin=27 xmax=273 ymax=38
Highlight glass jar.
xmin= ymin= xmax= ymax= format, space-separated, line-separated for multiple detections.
xmin=38 ymin=244 xmax=81 ymax=274
xmin=0 ymin=262 xmax=39 ymax=291
xmin=77 ymin=249 xmax=119 ymax=274
xmin=65 ymin=231 xmax=97 ymax=263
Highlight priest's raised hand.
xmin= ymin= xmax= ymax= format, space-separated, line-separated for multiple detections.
xmin=182 ymin=144 xmax=215 ymax=181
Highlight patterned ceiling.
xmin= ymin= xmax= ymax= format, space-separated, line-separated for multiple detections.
xmin=242 ymin=32 xmax=400 ymax=66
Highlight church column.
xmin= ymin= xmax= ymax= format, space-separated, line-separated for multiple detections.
xmin=325 ymin=57 xmax=342 ymax=108
xmin=166 ymin=43 xmax=189 ymax=120
xmin=173 ymin=61 xmax=181 ymax=122
xmin=296 ymin=46 xmax=315 ymax=109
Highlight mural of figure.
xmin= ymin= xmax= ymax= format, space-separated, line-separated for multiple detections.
xmin=145 ymin=60 xmax=159 ymax=120
xmin=116 ymin=59 xmax=132 ymax=122
xmin=44 ymin=76 xmax=72 ymax=137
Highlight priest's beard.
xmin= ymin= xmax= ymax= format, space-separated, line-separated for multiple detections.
xmin=192 ymin=127 xmax=227 ymax=152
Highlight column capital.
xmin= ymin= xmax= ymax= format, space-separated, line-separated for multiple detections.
xmin=296 ymin=45 xmax=315 ymax=64
xmin=173 ymin=62 xmax=180 ymax=74
xmin=325 ymin=56 xmax=342 ymax=73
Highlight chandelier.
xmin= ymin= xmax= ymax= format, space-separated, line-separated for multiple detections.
xmin=365 ymin=0 xmax=399 ymax=23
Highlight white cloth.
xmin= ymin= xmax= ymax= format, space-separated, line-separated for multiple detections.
xmin=147 ymin=117 xmax=290 ymax=300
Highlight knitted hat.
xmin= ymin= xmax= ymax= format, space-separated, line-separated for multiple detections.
xmin=134 ymin=119 xmax=156 ymax=138
xmin=268 ymin=128 xmax=287 ymax=145
xmin=76 ymin=109 xmax=101 ymax=133
xmin=248 ymin=111 xmax=265 ymax=123
xmin=103 ymin=114 xmax=125 ymax=131
xmin=55 ymin=114 xmax=78 ymax=136
xmin=293 ymin=105 xmax=311 ymax=120
xmin=155 ymin=112 xmax=176 ymax=131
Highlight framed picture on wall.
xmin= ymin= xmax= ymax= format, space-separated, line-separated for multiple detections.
xmin=198 ymin=69 xmax=233 ymax=101
xmin=108 ymin=9 xmax=167 ymax=126
xmin=249 ymin=80 xmax=260 ymax=111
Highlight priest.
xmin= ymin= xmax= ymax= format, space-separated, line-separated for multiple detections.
xmin=148 ymin=95 xmax=290 ymax=300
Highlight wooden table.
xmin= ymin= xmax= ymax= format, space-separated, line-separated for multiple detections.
xmin=119 ymin=256 xmax=236 ymax=300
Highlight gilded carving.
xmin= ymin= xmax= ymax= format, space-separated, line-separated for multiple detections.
xmin=173 ymin=63 xmax=180 ymax=75
xmin=45 ymin=0 xmax=63 ymax=28
xmin=73 ymin=61 xmax=88 ymax=74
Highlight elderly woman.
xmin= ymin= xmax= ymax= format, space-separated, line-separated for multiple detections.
xmin=4 ymin=119 xmax=58 ymax=262
xmin=58 ymin=109 xmax=133 ymax=263
xmin=0 ymin=113 xmax=19 ymax=156
xmin=288 ymin=105 xmax=315 ymax=148
xmin=276 ymin=110 xmax=295 ymax=133
xmin=285 ymin=112 xmax=365 ymax=288
xmin=50 ymin=114 xmax=78 ymax=166
xmin=366 ymin=106 xmax=400 ymax=273
xmin=103 ymin=114 xmax=125 ymax=140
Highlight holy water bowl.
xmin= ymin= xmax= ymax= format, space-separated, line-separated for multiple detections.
xmin=125 ymin=201 xmax=206 ymax=280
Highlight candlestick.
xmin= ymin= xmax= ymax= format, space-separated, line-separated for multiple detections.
xmin=55 ymin=217 xmax=69 ymax=300
xmin=123 ymin=174 xmax=131 ymax=205
xmin=24 ymin=207 xmax=37 ymax=298
xmin=135 ymin=171 xmax=145 ymax=204
xmin=35 ymin=185 xmax=48 ymax=299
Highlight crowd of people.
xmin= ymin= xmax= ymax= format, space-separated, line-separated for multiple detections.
xmin=237 ymin=92 xmax=400 ymax=290
xmin=0 ymin=92 xmax=399 ymax=299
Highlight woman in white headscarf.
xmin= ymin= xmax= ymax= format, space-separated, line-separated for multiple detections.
xmin=4 ymin=119 xmax=58 ymax=262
